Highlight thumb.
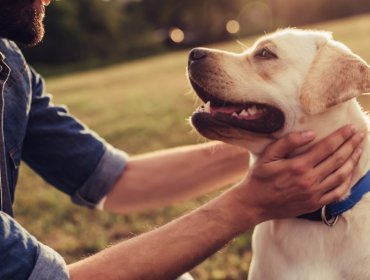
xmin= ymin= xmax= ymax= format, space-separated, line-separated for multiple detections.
xmin=262 ymin=131 xmax=316 ymax=160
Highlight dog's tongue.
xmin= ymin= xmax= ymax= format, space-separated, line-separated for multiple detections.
xmin=211 ymin=105 xmax=244 ymax=114
xmin=196 ymin=101 xmax=267 ymax=120
xmin=210 ymin=102 xmax=267 ymax=120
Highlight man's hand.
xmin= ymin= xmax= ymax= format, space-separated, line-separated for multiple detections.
xmin=69 ymin=125 xmax=364 ymax=280
xmin=232 ymin=125 xmax=364 ymax=224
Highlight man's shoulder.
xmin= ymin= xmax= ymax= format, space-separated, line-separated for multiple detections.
xmin=0 ymin=37 xmax=28 ymax=67
xmin=0 ymin=38 xmax=22 ymax=54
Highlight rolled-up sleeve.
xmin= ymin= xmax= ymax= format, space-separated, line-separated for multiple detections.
xmin=28 ymin=242 xmax=69 ymax=280
xmin=22 ymin=68 xmax=128 ymax=208
xmin=0 ymin=212 xmax=69 ymax=280
xmin=72 ymin=143 xmax=128 ymax=207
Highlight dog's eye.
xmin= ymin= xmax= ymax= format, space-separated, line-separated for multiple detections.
xmin=255 ymin=48 xmax=277 ymax=59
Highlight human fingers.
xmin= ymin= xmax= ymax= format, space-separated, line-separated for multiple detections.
xmin=315 ymin=132 xmax=364 ymax=179
xmin=319 ymin=174 xmax=354 ymax=206
xmin=261 ymin=131 xmax=316 ymax=161
xmin=317 ymin=146 xmax=362 ymax=193
xmin=302 ymin=125 xmax=357 ymax=166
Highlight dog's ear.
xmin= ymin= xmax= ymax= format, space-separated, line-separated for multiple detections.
xmin=300 ymin=40 xmax=370 ymax=114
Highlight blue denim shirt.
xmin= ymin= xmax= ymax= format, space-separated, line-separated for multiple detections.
xmin=0 ymin=38 xmax=128 ymax=279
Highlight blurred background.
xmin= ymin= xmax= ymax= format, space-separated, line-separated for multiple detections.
xmin=15 ymin=1 xmax=370 ymax=279
xmin=22 ymin=0 xmax=370 ymax=74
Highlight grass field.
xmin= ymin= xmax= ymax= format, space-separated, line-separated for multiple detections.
xmin=14 ymin=14 xmax=370 ymax=279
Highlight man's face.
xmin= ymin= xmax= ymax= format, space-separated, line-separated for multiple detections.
xmin=0 ymin=0 xmax=51 ymax=46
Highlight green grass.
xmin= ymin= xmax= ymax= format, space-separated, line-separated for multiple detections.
xmin=13 ymin=14 xmax=370 ymax=279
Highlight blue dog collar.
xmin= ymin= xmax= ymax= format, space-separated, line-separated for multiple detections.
xmin=299 ymin=170 xmax=370 ymax=226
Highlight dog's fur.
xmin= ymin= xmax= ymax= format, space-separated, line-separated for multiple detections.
xmin=188 ymin=29 xmax=370 ymax=279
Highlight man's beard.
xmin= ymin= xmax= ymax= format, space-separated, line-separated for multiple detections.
xmin=0 ymin=0 xmax=45 ymax=46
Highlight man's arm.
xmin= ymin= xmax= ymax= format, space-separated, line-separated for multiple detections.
xmin=69 ymin=125 xmax=363 ymax=280
xmin=70 ymin=189 xmax=257 ymax=280
xmin=105 ymin=141 xmax=249 ymax=213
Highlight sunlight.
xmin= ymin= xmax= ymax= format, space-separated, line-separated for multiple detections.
xmin=226 ymin=20 xmax=240 ymax=34
xmin=169 ymin=28 xmax=185 ymax=43
xmin=238 ymin=1 xmax=273 ymax=32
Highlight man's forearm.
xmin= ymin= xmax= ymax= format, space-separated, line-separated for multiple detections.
xmin=105 ymin=141 xmax=249 ymax=214
xmin=69 ymin=126 xmax=364 ymax=280
xmin=69 ymin=188 xmax=258 ymax=280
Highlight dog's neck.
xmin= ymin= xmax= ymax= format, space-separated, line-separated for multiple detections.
xmin=346 ymin=102 xmax=369 ymax=192
xmin=318 ymin=100 xmax=370 ymax=193
xmin=279 ymin=99 xmax=370 ymax=196
xmin=249 ymin=100 xmax=370 ymax=195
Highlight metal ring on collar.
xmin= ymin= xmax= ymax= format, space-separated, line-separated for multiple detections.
xmin=321 ymin=205 xmax=339 ymax=227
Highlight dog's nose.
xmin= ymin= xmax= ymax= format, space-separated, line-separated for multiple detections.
xmin=189 ymin=49 xmax=207 ymax=62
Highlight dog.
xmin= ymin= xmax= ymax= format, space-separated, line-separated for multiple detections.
xmin=187 ymin=28 xmax=370 ymax=279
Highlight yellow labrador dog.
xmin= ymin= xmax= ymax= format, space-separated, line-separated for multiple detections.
xmin=187 ymin=29 xmax=370 ymax=279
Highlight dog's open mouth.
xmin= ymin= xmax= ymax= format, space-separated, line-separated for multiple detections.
xmin=190 ymin=80 xmax=285 ymax=134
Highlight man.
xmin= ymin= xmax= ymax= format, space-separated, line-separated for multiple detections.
xmin=0 ymin=0 xmax=364 ymax=279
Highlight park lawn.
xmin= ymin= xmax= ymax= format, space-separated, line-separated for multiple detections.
xmin=14 ymin=14 xmax=370 ymax=279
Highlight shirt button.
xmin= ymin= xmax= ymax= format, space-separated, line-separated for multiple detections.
xmin=0 ymin=65 xmax=3 ymax=72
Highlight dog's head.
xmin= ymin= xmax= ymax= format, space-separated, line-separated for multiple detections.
xmin=188 ymin=29 xmax=370 ymax=154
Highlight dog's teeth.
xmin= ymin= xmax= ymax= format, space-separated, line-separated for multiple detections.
xmin=232 ymin=112 xmax=238 ymax=118
xmin=239 ymin=109 xmax=249 ymax=116
xmin=196 ymin=102 xmax=211 ymax=114
xmin=204 ymin=101 xmax=211 ymax=113
xmin=248 ymin=106 xmax=258 ymax=115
